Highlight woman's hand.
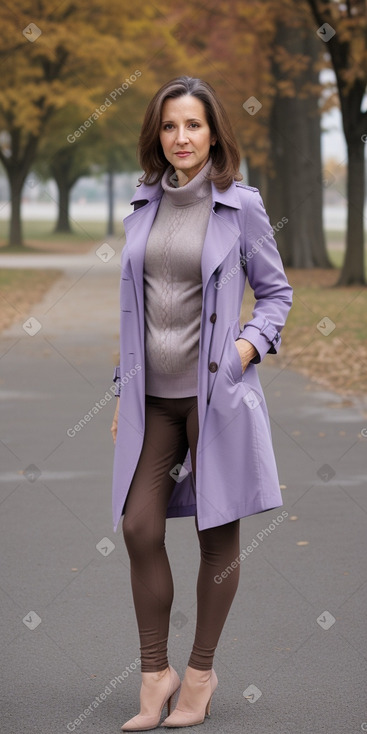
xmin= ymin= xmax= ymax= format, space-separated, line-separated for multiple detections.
xmin=111 ymin=397 xmax=120 ymax=444
xmin=234 ymin=338 xmax=258 ymax=374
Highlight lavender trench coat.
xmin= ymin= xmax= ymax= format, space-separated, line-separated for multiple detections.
xmin=111 ymin=178 xmax=293 ymax=532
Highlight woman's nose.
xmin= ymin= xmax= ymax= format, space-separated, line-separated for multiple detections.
xmin=176 ymin=127 xmax=189 ymax=144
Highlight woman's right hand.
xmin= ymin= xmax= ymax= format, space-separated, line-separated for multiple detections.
xmin=111 ymin=397 xmax=119 ymax=444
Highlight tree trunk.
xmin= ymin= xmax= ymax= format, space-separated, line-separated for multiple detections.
xmin=306 ymin=0 xmax=367 ymax=285
xmin=266 ymin=21 xmax=332 ymax=269
xmin=50 ymin=154 xmax=75 ymax=234
xmin=338 ymin=136 xmax=365 ymax=285
xmin=8 ymin=171 xmax=25 ymax=246
xmin=305 ymin=29 xmax=332 ymax=268
xmin=267 ymin=94 xmax=292 ymax=265
xmin=0 ymin=129 xmax=47 ymax=248
xmin=54 ymin=174 xmax=72 ymax=233
xmin=246 ymin=161 xmax=267 ymax=197
xmin=106 ymin=168 xmax=114 ymax=236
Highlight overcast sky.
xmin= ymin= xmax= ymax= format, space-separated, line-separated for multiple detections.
xmin=321 ymin=108 xmax=346 ymax=162
xmin=320 ymin=68 xmax=366 ymax=164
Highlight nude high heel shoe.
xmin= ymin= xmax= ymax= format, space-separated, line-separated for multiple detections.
xmin=121 ymin=665 xmax=181 ymax=731
xmin=161 ymin=666 xmax=218 ymax=728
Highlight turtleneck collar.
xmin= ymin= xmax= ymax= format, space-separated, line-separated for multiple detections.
xmin=160 ymin=156 xmax=213 ymax=207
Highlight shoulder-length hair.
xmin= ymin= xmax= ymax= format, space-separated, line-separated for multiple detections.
xmin=137 ymin=76 xmax=243 ymax=191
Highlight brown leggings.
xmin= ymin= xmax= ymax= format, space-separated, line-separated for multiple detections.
xmin=122 ymin=394 xmax=240 ymax=672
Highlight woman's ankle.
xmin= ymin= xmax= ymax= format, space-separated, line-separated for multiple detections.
xmin=184 ymin=665 xmax=212 ymax=681
xmin=141 ymin=666 xmax=170 ymax=681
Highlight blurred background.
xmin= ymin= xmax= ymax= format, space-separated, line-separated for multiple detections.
xmin=0 ymin=0 xmax=366 ymax=393
xmin=1 ymin=7 xmax=367 ymax=733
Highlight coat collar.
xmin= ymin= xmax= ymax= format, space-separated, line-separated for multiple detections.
xmin=130 ymin=177 xmax=243 ymax=211
xmin=124 ymin=173 xmax=243 ymax=317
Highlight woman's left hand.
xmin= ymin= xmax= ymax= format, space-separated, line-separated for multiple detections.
xmin=234 ymin=338 xmax=259 ymax=374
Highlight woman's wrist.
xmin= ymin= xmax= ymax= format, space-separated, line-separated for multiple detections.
xmin=235 ymin=338 xmax=259 ymax=372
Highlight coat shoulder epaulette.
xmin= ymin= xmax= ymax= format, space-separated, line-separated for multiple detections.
xmin=235 ymin=182 xmax=259 ymax=193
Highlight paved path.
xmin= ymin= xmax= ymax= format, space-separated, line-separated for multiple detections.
xmin=0 ymin=241 xmax=122 ymax=272
xmin=0 ymin=242 xmax=366 ymax=734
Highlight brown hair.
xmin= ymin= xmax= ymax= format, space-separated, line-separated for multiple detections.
xmin=137 ymin=76 xmax=243 ymax=191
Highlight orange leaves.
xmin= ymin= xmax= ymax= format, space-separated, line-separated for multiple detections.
xmin=276 ymin=79 xmax=297 ymax=97
xmin=273 ymin=46 xmax=313 ymax=77
xmin=0 ymin=0 xmax=170 ymax=159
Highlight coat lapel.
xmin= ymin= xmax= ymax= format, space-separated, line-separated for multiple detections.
xmin=123 ymin=198 xmax=161 ymax=301
xmin=200 ymin=210 xmax=240 ymax=295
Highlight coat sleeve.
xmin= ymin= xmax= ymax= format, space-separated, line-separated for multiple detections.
xmin=237 ymin=190 xmax=293 ymax=364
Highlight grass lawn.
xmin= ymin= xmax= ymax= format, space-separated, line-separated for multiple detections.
xmin=0 ymin=269 xmax=62 ymax=333
xmin=0 ymin=219 xmax=124 ymax=254
xmin=278 ymin=267 xmax=367 ymax=399
xmin=242 ymin=258 xmax=367 ymax=399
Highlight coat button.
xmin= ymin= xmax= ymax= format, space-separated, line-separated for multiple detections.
xmin=209 ymin=362 xmax=218 ymax=373
xmin=210 ymin=313 xmax=217 ymax=323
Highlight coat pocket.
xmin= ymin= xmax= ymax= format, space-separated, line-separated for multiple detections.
xmin=227 ymin=318 xmax=244 ymax=383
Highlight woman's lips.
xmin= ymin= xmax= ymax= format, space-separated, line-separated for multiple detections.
xmin=175 ymin=152 xmax=191 ymax=157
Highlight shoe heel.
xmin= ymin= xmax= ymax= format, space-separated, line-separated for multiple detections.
xmin=166 ymin=685 xmax=180 ymax=717
xmin=205 ymin=694 xmax=213 ymax=717
xmin=166 ymin=693 xmax=174 ymax=717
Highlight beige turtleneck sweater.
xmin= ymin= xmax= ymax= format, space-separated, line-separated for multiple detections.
xmin=143 ymin=156 xmax=213 ymax=397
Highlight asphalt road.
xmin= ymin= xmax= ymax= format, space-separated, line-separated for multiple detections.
xmin=0 ymin=240 xmax=366 ymax=734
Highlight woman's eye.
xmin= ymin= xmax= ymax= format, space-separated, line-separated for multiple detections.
xmin=162 ymin=122 xmax=200 ymax=130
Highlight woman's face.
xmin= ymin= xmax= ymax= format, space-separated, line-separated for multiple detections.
xmin=159 ymin=94 xmax=216 ymax=185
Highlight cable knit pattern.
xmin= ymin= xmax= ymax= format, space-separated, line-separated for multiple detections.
xmin=160 ymin=206 xmax=184 ymax=373
xmin=143 ymin=157 xmax=213 ymax=397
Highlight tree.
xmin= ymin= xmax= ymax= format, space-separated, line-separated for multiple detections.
xmin=265 ymin=5 xmax=333 ymax=267
xmin=35 ymin=109 xmax=97 ymax=233
xmin=103 ymin=147 xmax=138 ymax=237
xmin=0 ymin=0 xmax=173 ymax=247
xmin=90 ymin=91 xmax=147 ymax=236
xmin=158 ymin=0 xmax=332 ymax=268
xmin=35 ymin=106 xmax=142 ymax=235
xmin=307 ymin=0 xmax=367 ymax=285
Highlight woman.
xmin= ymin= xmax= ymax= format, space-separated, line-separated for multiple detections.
xmin=110 ymin=75 xmax=293 ymax=731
